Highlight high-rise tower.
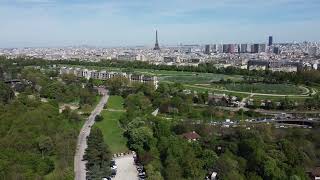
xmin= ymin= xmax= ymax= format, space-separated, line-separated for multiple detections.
xmin=204 ymin=44 xmax=210 ymax=54
xmin=268 ymin=36 xmax=273 ymax=46
xmin=154 ymin=30 xmax=160 ymax=50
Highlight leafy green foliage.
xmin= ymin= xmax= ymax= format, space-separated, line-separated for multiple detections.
xmin=0 ymin=97 xmax=80 ymax=179
xmin=0 ymin=81 xmax=14 ymax=104
xmin=95 ymin=115 xmax=104 ymax=122
xmin=84 ymin=127 xmax=112 ymax=180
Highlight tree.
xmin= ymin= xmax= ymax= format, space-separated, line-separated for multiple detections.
xmin=0 ymin=82 xmax=14 ymax=104
xmin=127 ymin=126 xmax=155 ymax=152
xmin=95 ymin=115 xmax=104 ymax=122
xmin=214 ymin=152 xmax=241 ymax=177
xmin=37 ymin=136 xmax=54 ymax=158
xmin=145 ymin=164 xmax=164 ymax=180
xmin=262 ymin=157 xmax=285 ymax=179
xmin=164 ymin=155 xmax=183 ymax=180
xmin=60 ymin=73 xmax=78 ymax=85
xmin=79 ymin=88 xmax=96 ymax=105
xmin=105 ymin=76 xmax=129 ymax=95
xmin=125 ymin=92 xmax=152 ymax=117
xmin=202 ymin=149 xmax=218 ymax=170
xmin=84 ymin=127 xmax=112 ymax=180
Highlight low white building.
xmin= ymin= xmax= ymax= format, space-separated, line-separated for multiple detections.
xmin=60 ymin=67 xmax=158 ymax=88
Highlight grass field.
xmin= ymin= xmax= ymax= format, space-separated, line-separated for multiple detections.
xmin=223 ymin=83 xmax=305 ymax=95
xmin=160 ymin=73 xmax=243 ymax=84
xmin=62 ymin=65 xmax=244 ymax=83
xmin=95 ymin=96 xmax=128 ymax=153
xmin=106 ymin=96 xmax=124 ymax=110
xmin=188 ymin=83 xmax=308 ymax=95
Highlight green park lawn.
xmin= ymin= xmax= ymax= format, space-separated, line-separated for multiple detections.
xmin=188 ymin=83 xmax=307 ymax=95
xmin=95 ymin=96 xmax=128 ymax=153
xmin=106 ymin=96 xmax=124 ymax=110
xmin=223 ymin=83 xmax=305 ymax=95
xmin=63 ymin=65 xmax=244 ymax=84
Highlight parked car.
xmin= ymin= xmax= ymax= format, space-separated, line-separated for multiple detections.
xmin=110 ymin=159 xmax=116 ymax=166
xmin=111 ymin=169 xmax=117 ymax=177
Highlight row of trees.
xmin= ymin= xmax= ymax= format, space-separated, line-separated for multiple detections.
xmin=84 ymin=127 xmax=112 ymax=179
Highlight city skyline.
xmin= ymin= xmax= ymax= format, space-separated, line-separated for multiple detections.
xmin=1 ymin=0 xmax=320 ymax=48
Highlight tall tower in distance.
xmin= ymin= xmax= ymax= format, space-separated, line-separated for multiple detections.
xmin=268 ymin=36 xmax=273 ymax=46
xmin=154 ymin=30 xmax=160 ymax=50
xmin=204 ymin=44 xmax=211 ymax=55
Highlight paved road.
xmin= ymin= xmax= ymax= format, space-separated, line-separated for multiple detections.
xmin=113 ymin=154 xmax=139 ymax=180
xmin=74 ymin=89 xmax=109 ymax=180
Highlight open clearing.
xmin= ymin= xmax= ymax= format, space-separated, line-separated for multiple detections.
xmin=95 ymin=96 xmax=128 ymax=153
xmin=106 ymin=95 xmax=125 ymax=110
xmin=201 ymin=83 xmax=307 ymax=95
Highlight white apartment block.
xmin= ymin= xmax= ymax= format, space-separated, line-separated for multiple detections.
xmin=60 ymin=67 xmax=158 ymax=88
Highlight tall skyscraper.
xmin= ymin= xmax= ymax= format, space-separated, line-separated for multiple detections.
xmin=212 ymin=44 xmax=217 ymax=53
xmin=222 ymin=44 xmax=236 ymax=53
xmin=204 ymin=44 xmax=211 ymax=54
xmin=240 ymin=44 xmax=248 ymax=53
xmin=154 ymin=30 xmax=160 ymax=50
xmin=223 ymin=44 xmax=229 ymax=53
xmin=259 ymin=44 xmax=266 ymax=53
xmin=229 ymin=44 xmax=235 ymax=53
xmin=273 ymin=47 xmax=280 ymax=54
xmin=268 ymin=36 xmax=273 ymax=46
xmin=252 ymin=44 xmax=259 ymax=53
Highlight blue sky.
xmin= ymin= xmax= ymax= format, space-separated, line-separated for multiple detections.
xmin=0 ymin=0 xmax=320 ymax=47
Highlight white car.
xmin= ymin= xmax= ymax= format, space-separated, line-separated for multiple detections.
xmin=111 ymin=165 xmax=117 ymax=170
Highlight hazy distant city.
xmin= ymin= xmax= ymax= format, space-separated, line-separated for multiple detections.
xmin=1 ymin=32 xmax=319 ymax=73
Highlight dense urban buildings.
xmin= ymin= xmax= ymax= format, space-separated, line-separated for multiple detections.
xmin=1 ymin=40 xmax=319 ymax=73
xmin=0 ymin=35 xmax=319 ymax=73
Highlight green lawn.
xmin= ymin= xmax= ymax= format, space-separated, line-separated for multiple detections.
xmin=62 ymin=65 xmax=244 ymax=83
xmin=96 ymin=96 xmax=128 ymax=153
xmin=223 ymin=83 xmax=305 ymax=95
xmin=95 ymin=110 xmax=128 ymax=153
xmin=160 ymin=73 xmax=243 ymax=84
xmin=106 ymin=96 xmax=124 ymax=110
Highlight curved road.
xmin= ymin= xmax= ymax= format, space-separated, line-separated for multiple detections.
xmin=74 ymin=89 xmax=109 ymax=180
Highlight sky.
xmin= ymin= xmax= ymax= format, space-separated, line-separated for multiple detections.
xmin=0 ymin=0 xmax=320 ymax=47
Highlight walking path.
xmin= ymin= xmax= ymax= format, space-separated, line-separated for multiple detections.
xmin=74 ymin=89 xmax=109 ymax=180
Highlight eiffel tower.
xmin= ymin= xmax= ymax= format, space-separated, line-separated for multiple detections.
xmin=153 ymin=30 xmax=160 ymax=50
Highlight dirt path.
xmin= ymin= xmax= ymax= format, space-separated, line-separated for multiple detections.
xmin=113 ymin=154 xmax=139 ymax=180
xmin=74 ymin=89 xmax=109 ymax=180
